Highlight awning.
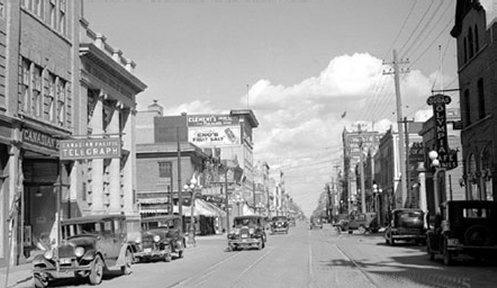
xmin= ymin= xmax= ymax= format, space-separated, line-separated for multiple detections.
xmin=173 ymin=199 xmax=219 ymax=217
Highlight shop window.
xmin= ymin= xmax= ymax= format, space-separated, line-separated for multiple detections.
xmin=468 ymin=154 xmax=479 ymax=200
xmin=481 ymin=147 xmax=493 ymax=201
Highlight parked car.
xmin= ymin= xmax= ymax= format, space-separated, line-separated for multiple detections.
xmin=270 ymin=216 xmax=289 ymax=234
xmin=309 ymin=217 xmax=323 ymax=229
xmin=133 ymin=215 xmax=186 ymax=261
xmin=333 ymin=212 xmax=378 ymax=234
xmin=384 ymin=208 xmax=426 ymax=246
xmin=32 ymin=215 xmax=134 ymax=288
xmin=228 ymin=215 xmax=267 ymax=251
xmin=427 ymin=200 xmax=497 ymax=265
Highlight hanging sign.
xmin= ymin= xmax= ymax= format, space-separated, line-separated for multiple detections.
xmin=59 ymin=138 xmax=121 ymax=160
xmin=427 ymin=94 xmax=457 ymax=169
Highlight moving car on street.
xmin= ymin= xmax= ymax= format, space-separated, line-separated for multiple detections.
xmin=32 ymin=215 xmax=134 ymax=288
xmin=427 ymin=200 xmax=497 ymax=265
xmin=134 ymin=215 xmax=185 ymax=261
xmin=333 ymin=212 xmax=378 ymax=234
xmin=228 ymin=215 xmax=267 ymax=251
xmin=384 ymin=208 xmax=426 ymax=246
xmin=270 ymin=216 xmax=289 ymax=234
xmin=309 ymin=217 xmax=323 ymax=229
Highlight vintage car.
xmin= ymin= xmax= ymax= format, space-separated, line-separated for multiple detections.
xmin=309 ymin=217 xmax=323 ymax=229
xmin=427 ymin=200 xmax=497 ymax=265
xmin=333 ymin=212 xmax=378 ymax=234
xmin=227 ymin=215 xmax=267 ymax=251
xmin=32 ymin=215 xmax=134 ymax=288
xmin=270 ymin=216 xmax=289 ymax=234
xmin=133 ymin=215 xmax=186 ymax=261
xmin=384 ymin=208 xmax=426 ymax=246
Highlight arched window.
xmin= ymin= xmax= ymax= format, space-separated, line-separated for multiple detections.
xmin=481 ymin=146 xmax=493 ymax=201
xmin=468 ymin=154 xmax=479 ymax=200
xmin=463 ymin=38 xmax=468 ymax=63
xmin=468 ymin=28 xmax=474 ymax=58
xmin=474 ymin=25 xmax=479 ymax=52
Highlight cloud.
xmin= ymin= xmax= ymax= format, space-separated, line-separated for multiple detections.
xmin=163 ymin=100 xmax=224 ymax=115
xmin=245 ymin=53 xmax=440 ymax=216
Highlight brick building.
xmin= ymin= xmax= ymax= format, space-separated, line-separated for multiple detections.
xmin=451 ymin=0 xmax=495 ymax=201
xmin=0 ymin=1 xmax=146 ymax=266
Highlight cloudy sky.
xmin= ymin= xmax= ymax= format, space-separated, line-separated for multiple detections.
xmin=85 ymin=0 xmax=464 ymax=216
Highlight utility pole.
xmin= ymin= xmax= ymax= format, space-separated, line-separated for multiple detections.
xmin=384 ymin=49 xmax=409 ymax=208
xmin=401 ymin=117 xmax=414 ymax=207
xmin=176 ymin=127 xmax=183 ymax=232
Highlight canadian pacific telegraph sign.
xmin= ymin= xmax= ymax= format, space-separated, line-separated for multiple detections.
xmin=59 ymin=138 xmax=121 ymax=160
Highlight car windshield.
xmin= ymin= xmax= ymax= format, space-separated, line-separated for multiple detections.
xmin=272 ymin=217 xmax=287 ymax=222
xmin=234 ymin=218 xmax=258 ymax=227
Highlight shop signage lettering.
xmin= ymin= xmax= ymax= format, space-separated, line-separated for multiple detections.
xmin=427 ymin=94 xmax=457 ymax=169
xmin=187 ymin=114 xmax=237 ymax=127
xmin=22 ymin=128 xmax=59 ymax=150
xmin=59 ymin=138 xmax=121 ymax=160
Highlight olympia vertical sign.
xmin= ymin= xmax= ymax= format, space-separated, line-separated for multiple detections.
xmin=427 ymin=94 xmax=457 ymax=169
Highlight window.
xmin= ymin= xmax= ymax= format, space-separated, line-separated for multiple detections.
xmin=463 ymin=38 xmax=468 ymax=63
xmin=49 ymin=0 xmax=56 ymax=28
xmin=158 ymin=161 xmax=172 ymax=178
xmin=464 ymin=89 xmax=470 ymax=126
xmin=56 ymin=78 xmax=66 ymax=126
xmin=45 ymin=73 xmax=56 ymax=121
xmin=474 ymin=25 xmax=479 ymax=52
xmin=468 ymin=28 xmax=474 ymax=58
xmin=59 ymin=0 xmax=66 ymax=35
xmin=32 ymin=65 xmax=42 ymax=116
xmin=463 ymin=208 xmax=490 ymax=219
xmin=20 ymin=58 xmax=31 ymax=112
xmin=477 ymin=78 xmax=485 ymax=119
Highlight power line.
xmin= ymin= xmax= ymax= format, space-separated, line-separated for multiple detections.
xmin=398 ymin=0 xmax=436 ymax=56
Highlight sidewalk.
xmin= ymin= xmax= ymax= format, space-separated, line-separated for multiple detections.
xmin=0 ymin=263 xmax=33 ymax=288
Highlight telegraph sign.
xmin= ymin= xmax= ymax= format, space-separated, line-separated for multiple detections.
xmin=59 ymin=138 xmax=121 ymax=160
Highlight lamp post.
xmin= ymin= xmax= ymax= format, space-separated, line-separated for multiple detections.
xmin=372 ymin=184 xmax=383 ymax=226
xmin=184 ymin=178 xmax=201 ymax=246
xmin=429 ymin=150 xmax=444 ymax=215
xmin=233 ymin=194 xmax=244 ymax=216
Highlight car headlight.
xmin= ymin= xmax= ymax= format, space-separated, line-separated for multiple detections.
xmin=135 ymin=238 xmax=142 ymax=244
xmin=234 ymin=228 xmax=241 ymax=235
xmin=153 ymin=235 xmax=161 ymax=242
xmin=44 ymin=249 xmax=54 ymax=260
xmin=249 ymin=228 xmax=255 ymax=234
xmin=75 ymin=247 xmax=85 ymax=257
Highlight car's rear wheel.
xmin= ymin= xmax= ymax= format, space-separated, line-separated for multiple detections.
xmin=89 ymin=255 xmax=104 ymax=285
xmin=34 ymin=273 xmax=48 ymax=288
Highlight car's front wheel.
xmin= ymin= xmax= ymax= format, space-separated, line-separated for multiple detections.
xmin=89 ymin=255 xmax=104 ymax=285
xmin=164 ymin=252 xmax=172 ymax=262
xmin=358 ymin=225 xmax=366 ymax=234
xmin=121 ymin=249 xmax=133 ymax=275
xmin=34 ymin=273 xmax=48 ymax=288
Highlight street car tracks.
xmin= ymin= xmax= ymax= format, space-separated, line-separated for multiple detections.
xmin=334 ymin=243 xmax=378 ymax=288
xmin=167 ymin=247 xmax=275 ymax=288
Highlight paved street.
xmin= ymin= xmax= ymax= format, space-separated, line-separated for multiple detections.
xmin=10 ymin=221 xmax=493 ymax=288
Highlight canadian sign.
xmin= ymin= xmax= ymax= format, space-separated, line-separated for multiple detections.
xmin=59 ymin=138 xmax=121 ymax=160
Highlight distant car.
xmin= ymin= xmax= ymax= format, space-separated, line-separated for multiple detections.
xmin=309 ymin=217 xmax=323 ymax=229
xmin=32 ymin=215 xmax=134 ymax=288
xmin=270 ymin=216 xmax=289 ymax=234
xmin=384 ymin=208 xmax=426 ymax=246
xmin=132 ymin=215 xmax=186 ymax=262
xmin=427 ymin=200 xmax=497 ymax=265
xmin=333 ymin=212 xmax=378 ymax=234
xmin=228 ymin=215 xmax=267 ymax=251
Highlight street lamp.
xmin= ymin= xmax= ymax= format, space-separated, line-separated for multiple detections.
xmin=183 ymin=177 xmax=201 ymax=246
xmin=429 ymin=150 xmax=444 ymax=215
xmin=233 ymin=194 xmax=244 ymax=216
xmin=372 ymin=183 xmax=383 ymax=226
